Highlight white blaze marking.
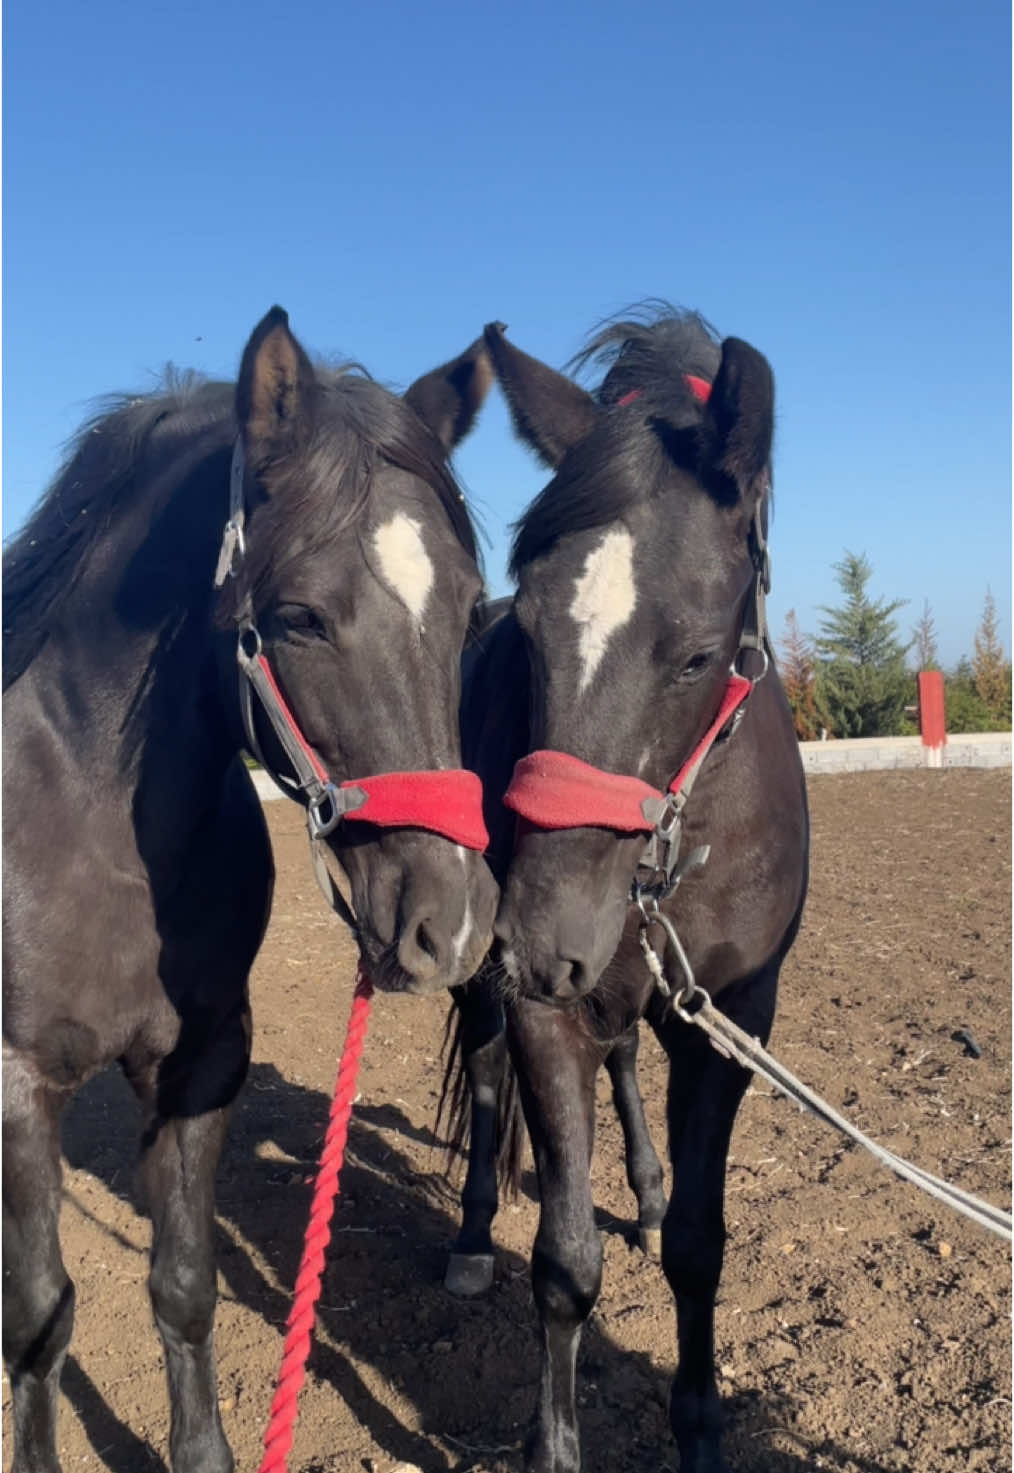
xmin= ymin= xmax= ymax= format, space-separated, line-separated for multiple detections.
xmin=451 ymin=844 xmax=472 ymax=968
xmin=373 ymin=514 xmax=434 ymax=628
xmin=570 ymin=528 xmax=637 ymax=692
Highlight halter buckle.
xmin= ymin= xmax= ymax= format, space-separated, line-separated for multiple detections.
xmin=636 ymin=791 xmax=684 ymax=892
xmin=213 ymin=514 xmax=246 ymax=589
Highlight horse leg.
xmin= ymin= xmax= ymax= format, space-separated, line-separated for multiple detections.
xmin=131 ymin=1016 xmax=249 ymax=1473
xmin=657 ymin=969 xmax=777 ymax=1473
xmin=603 ymin=1024 xmax=666 ymax=1258
xmin=445 ymin=979 xmax=508 ymax=1297
xmin=510 ymin=998 xmax=601 ymax=1473
xmin=2 ymin=1070 xmax=73 ymax=1473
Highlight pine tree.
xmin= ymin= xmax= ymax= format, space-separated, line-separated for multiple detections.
xmin=972 ymin=588 xmax=1008 ymax=715
xmin=778 ymin=609 xmax=822 ymax=740
xmin=814 ymin=551 xmax=911 ymax=737
xmin=911 ymin=599 xmax=940 ymax=671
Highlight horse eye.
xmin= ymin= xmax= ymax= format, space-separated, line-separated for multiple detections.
xmin=679 ymin=651 xmax=712 ymax=679
xmin=277 ymin=604 xmax=328 ymax=639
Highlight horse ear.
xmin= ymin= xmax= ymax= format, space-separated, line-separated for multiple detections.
xmin=705 ymin=337 xmax=774 ymax=499
xmin=483 ymin=322 xmax=600 ymax=469
xmin=236 ymin=306 xmax=317 ymax=463
xmin=404 ymin=333 xmax=495 ymax=452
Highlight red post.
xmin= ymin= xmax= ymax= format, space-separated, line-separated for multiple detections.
xmin=917 ymin=670 xmax=947 ymax=768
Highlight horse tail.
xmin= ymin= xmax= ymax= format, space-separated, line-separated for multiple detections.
xmin=437 ymin=996 xmax=525 ymax=1200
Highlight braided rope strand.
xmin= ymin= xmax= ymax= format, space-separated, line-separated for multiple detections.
xmin=258 ymin=966 xmax=374 ymax=1473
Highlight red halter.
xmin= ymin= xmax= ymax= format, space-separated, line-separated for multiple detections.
xmin=217 ymin=437 xmax=489 ymax=854
xmin=251 ymin=649 xmax=489 ymax=850
xmin=241 ymin=645 xmax=486 ymax=854
xmin=503 ymin=674 xmax=752 ymax=838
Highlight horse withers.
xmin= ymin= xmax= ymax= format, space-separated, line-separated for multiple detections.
xmin=452 ymin=311 xmax=809 ymax=1473
xmin=2 ymin=308 xmax=499 ymax=1473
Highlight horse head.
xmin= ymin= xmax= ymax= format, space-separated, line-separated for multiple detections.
xmin=484 ymin=312 xmax=775 ymax=1001
xmin=221 ymin=309 xmax=500 ymax=992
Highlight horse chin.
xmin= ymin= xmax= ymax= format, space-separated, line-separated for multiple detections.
xmin=490 ymin=938 xmax=601 ymax=1007
xmin=358 ymin=938 xmax=476 ymax=996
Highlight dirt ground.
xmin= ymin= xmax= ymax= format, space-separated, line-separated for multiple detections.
xmin=4 ymin=769 xmax=1010 ymax=1473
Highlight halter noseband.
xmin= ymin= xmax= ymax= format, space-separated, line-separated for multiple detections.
xmin=501 ymin=370 xmax=770 ymax=903
xmin=214 ymin=438 xmax=489 ymax=854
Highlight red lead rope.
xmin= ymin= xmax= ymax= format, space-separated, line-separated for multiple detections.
xmin=258 ymin=966 xmax=373 ymax=1473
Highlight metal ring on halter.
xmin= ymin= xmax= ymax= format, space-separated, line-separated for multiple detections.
xmin=734 ymin=643 xmax=769 ymax=682
xmin=238 ymin=622 xmax=263 ymax=664
xmin=307 ymin=784 xmax=345 ymax=839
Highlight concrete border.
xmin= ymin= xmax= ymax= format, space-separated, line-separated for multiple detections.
xmin=797 ymin=731 xmax=1010 ymax=775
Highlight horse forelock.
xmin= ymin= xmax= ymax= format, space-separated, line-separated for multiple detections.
xmin=224 ymin=371 xmax=478 ymax=618
xmin=509 ymin=308 xmax=724 ymax=578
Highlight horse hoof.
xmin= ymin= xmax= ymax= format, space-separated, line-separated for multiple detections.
xmin=638 ymin=1226 xmax=662 ymax=1259
xmin=445 ymin=1251 xmax=494 ymax=1297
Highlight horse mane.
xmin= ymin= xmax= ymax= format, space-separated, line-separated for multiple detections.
xmin=509 ymin=305 xmax=723 ymax=576
xmin=3 ymin=364 xmax=480 ymax=689
xmin=3 ymin=372 xmax=234 ymax=689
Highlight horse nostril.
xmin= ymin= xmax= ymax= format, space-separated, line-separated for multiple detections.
xmin=565 ymin=958 xmax=586 ymax=993
xmin=413 ymin=918 xmax=439 ymax=965
xmin=396 ymin=908 xmax=445 ymax=984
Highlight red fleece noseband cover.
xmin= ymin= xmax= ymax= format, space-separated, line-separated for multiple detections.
xmin=503 ymin=676 xmax=753 ymax=834
xmin=256 ymin=653 xmax=488 ymax=850
xmin=504 ymin=751 xmax=659 ymax=832
xmin=342 ymin=770 xmax=489 ymax=852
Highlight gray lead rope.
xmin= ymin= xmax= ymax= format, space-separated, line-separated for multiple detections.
xmin=637 ymin=491 xmax=1008 ymax=1240
xmin=639 ymin=916 xmax=1012 ymax=1242
xmin=678 ymin=990 xmax=1012 ymax=1241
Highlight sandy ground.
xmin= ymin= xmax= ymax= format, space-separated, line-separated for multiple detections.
xmin=4 ymin=769 xmax=1011 ymax=1473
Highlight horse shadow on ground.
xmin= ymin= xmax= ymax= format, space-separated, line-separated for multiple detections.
xmin=61 ymin=1062 xmax=897 ymax=1473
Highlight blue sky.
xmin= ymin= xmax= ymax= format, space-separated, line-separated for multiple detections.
xmin=5 ymin=0 xmax=1010 ymax=665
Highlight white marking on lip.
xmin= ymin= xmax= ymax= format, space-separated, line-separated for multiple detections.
xmin=570 ymin=528 xmax=636 ymax=692
xmin=500 ymin=944 xmax=520 ymax=985
xmin=373 ymin=513 xmax=434 ymax=628
xmin=450 ymin=844 xmax=472 ymax=968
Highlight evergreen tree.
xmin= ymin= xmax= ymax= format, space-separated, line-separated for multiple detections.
xmin=814 ymin=551 xmax=911 ymax=737
xmin=778 ymin=609 xmax=822 ymax=740
xmin=911 ymin=599 xmax=940 ymax=671
xmin=972 ymin=588 xmax=1008 ymax=715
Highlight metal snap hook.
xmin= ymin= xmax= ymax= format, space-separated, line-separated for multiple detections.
xmin=636 ymin=905 xmax=699 ymax=1010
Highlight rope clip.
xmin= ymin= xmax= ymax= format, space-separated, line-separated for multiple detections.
xmin=636 ymin=899 xmax=700 ymax=1010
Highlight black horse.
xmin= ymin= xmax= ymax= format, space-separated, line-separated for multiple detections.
xmin=449 ymin=311 xmax=809 ymax=1473
xmin=2 ymin=307 xmax=500 ymax=1473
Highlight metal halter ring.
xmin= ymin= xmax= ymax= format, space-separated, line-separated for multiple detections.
xmin=238 ymin=622 xmax=263 ymax=664
xmin=733 ymin=642 xmax=769 ymax=682
xmin=308 ymin=784 xmax=344 ymax=840
xmin=307 ymin=782 xmax=367 ymax=841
